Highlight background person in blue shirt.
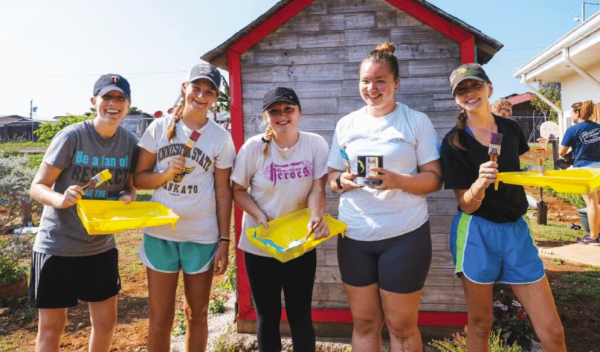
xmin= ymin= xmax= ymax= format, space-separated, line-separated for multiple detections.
xmin=560 ymin=100 xmax=600 ymax=245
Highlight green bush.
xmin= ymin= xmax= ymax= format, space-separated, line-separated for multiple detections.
xmin=0 ymin=153 xmax=39 ymax=225
xmin=429 ymin=327 xmax=522 ymax=352
xmin=34 ymin=114 xmax=92 ymax=144
xmin=0 ymin=255 xmax=27 ymax=285
xmin=25 ymin=154 xmax=44 ymax=169
xmin=544 ymin=188 xmax=586 ymax=209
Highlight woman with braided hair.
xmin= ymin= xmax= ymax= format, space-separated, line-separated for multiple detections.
xmin=232 ymin=87 xmax=330 ymax=352
xmin=133 ymin=64 xmax=236 ymax=352
xmin=440 ymin=63 xmax=565 ymax=351
xmin=327 ymin=42 xmax=442 ymax=351
xmin=560 ymin=100 xmax=600 ymax=245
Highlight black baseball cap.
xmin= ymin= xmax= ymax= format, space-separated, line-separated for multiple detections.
xmin=449 ymin=64 xmax=491 ymax=95
xmin=263 ymin=87 xmax=301 ymax=111
xmin=187 ymin=64 xmax=221 ymax=91
xmin=93 ymin=74 xmax=131 ymax=100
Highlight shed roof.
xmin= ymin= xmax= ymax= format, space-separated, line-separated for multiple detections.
xmin=505 ymin=92 xmax=535 ymax=106
xmin=202 ymin=0 xmax=503 ymax=70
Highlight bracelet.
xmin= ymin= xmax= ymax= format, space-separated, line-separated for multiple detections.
xmin=219 ymin=237 xmax=231 ymax=242
xmin=470 ymin=185 xmax=484 ymax=202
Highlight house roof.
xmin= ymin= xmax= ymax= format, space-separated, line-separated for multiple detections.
xmin=513 ymin=11 xmax=600 ymax=82
xmin=201 ymin=0 xmax=503 ymax=70
xmin=505 ymin=92 xmax=535 ymax=106
xmin=0 ymin=116 xmax=30 ymax=128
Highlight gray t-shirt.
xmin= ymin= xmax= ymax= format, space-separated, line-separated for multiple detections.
xmin=33 ymin=120 xmax=139 ymax=257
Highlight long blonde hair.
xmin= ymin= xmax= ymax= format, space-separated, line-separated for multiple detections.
xmin=167 ymin=89 xmax=186 ymax=143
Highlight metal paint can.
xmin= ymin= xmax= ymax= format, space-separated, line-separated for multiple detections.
xmin=356 ymin=155 xmax=383 ymax=186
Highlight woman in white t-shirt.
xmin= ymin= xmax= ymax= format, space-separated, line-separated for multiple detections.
xmin=232 ymin=87 xmax=330 ymax=352
xmin=133 ymin=64 xmax=236 ymax=351
xmin=327 ymin=43 xmax=442 ymax=351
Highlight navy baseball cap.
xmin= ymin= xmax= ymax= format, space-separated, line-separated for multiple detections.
xmin=449 ymin=64 xmax=491 ymax=95
xmin=187 ymin=64 xmax=221 ymax=91
xmin=93 ymin=74 xmax=131 ymax=100
xmin=263 ymin=87 xmax=301 ymax=111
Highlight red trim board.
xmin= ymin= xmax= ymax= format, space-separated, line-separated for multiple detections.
xmin=239 ymin=307 xmax=468 ymax=326
xmin=227 ymin=0 xmax=476 ymax=327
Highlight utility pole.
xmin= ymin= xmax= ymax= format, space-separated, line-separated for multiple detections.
xmin=29 ymin=99 xmax=37 ymax=141
xmin=575 ymin=2 xmax=600 ymax=22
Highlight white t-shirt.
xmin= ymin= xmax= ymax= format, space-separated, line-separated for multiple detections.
xmin=138 ymin=116 xmax=236 ymax=243
xmin=231 ymin=132 xmax=329 ymax=257
xmin=327 ymin=103 xmax=440 ymax=241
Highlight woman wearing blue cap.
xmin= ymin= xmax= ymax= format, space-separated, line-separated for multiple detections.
xmin=441 ymin=63 xmax=565 ymax=351
xmin=232 ymin=86 xmax=330 ymax=352
xmin=29 ymin=74 xmax=140 ymax=352
xmin=133 ymin=63 xmax=235 ymax=352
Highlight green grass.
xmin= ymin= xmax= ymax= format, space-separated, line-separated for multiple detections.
xmin=555 ymin=269 xmax=600 ymax=301
xmin=136 ymin=190 xmax=154 ymax=202
xmin=0 ymin=343 xmax=16 ymax=351
xmin=118 ymin=262 xmax=144 ymax=276
xmin=528 ymin=216 xmax=583 ymax=242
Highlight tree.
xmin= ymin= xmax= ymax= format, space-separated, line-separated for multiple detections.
xmin=128 ymin=106 xmax=142 ymax=115
xmin=530 ymin=82 xmax=561 ymax=123
xmin=34 ymin=114 xmax=92 ymax=144
xmin=217 ymin=78 xmax=230 ymax=113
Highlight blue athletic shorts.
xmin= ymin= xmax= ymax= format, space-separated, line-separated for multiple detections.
xmin=450 ymin=212 xmax=545 ymax=285
xmin=138 ymin=234 xmax=217 ymax=274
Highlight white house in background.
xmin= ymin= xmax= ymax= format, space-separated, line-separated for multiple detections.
xmin=513 ymin=11 xmax=600 ymax=138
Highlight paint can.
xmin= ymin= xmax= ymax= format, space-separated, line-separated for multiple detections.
xmin=356 ymin=155 xmax=383 ymax=186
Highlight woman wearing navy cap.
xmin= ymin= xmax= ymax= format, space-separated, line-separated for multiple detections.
xmin=29 ymin=74 xmax=139 ymax=352
xmin=232 ymin=87 xmax=330 ymax=352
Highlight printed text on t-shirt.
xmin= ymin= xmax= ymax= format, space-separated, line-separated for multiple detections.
xmin=580 ymin=129 xmax=600 ymax=144
xmin=264 ymin=161 xmax=313 ymax=186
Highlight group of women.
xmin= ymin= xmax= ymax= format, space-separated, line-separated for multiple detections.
xmin=29 ymin=41 xmax=569 ymax=352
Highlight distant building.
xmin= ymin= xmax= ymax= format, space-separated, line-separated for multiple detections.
xmin=500 ymin=93 xmax=546 ymax=142
xmin=120 ymin=113 xmax=154 ymax=138
xmin=0 ymin=115 xmax=44 ymax=141
xmin=514 ymin=11 xmax=600 ymax=137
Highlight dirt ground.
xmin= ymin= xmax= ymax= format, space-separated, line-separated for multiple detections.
xmin=0 ymin=230 xmax=226 ymax=351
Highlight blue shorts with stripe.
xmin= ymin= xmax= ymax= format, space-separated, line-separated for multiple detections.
xmin=450 ymin=212 xmax=545 ymax=285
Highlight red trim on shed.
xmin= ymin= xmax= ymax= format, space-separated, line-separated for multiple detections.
xmin=239 ymin=307 xmax=467 ymax=326
xmin=228 ymin=0 xmax=473 ymax=328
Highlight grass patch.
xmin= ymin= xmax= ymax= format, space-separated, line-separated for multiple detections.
xmin=0 ymin=343 xmax=16 ymax=351
xmin=119 ymin=263 xmax=144 ymax=276
xmin=555 ymin=270 xmax=600 ymax=301
xmin=528 ymin=217 xmax=582 ymax=242
xmin=136 ymin=190 xmax=153 ymax=202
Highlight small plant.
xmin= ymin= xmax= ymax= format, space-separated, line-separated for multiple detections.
xmin=171 ymin=308 xmax=187 ymax=336
xmin=209 ymin=291 xmax=230 ymax=314
xmin=0 ymin=152 xmax=40 ymax=227
xmin=429 ymin=327 xmax=522 ymax=352
xmin=213 ymin=323 xmax=238 ymax=352
xmin=491 ymin=285 xmax=536 ymax=350
xmin=0 ymin=255 xmax=27 ymax=286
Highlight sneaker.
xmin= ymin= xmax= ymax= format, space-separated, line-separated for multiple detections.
xmin=577 ymin=235 xmax=600 ymax=245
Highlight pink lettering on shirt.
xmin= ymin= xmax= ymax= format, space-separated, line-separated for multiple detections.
xmin=264 ymin=161 xmax=313 ymax=186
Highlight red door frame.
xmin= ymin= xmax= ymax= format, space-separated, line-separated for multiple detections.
xmin=228 ymin=0 xmax=475 ymax=327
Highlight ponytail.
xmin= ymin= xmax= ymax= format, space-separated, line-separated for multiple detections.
xmin=261 ymin=117 xmax=274 ymax=157
xmin=580 ymin=100 xmax=595 ymax=121
xmin=448 ymin=110 xmax=468 ymax=150
xmin=167 ymin=90 xmax=186 ymax=143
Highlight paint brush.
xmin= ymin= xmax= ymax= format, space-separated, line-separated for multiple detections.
xmin=287 ymin=218 xmax=323 ymax=250
xmin=183 ymin=130 xmax=201 ymax=156
xmin=488 ymin=133 xmax=503 ymax=162
xmin=82 ymin=169 xmax=112 ymax=191
xmin=340 ymin=149 xmax=351 ymax=173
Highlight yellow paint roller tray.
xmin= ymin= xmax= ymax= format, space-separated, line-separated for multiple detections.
xmin=246 ymin=208 xmax=347 ymax=263
xmin=77 ymin=200 xmax=179 ymax=235
xmin=497 ymin=169 xmax=600 ymax=195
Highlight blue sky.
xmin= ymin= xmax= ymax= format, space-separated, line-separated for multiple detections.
xmin=0 ymin=0 xmax=594 ymax=119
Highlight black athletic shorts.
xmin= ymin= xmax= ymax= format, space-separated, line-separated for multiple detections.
xmin=337 ymin=221 xmax=432 ymax=294
xmin=29 ymin=248 xmax=121 ymax=309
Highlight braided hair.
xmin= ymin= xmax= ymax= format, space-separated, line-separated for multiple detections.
xmin=166 ymin=89 xmax=186 ymax=143
xmin=448 ymin=109 xmax=468 ymax=150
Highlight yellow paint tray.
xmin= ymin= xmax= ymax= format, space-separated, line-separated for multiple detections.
xmin=246 ymin=208 xmax=347 ymax=263
xmin=76 ymin=200 xmax=179 ymax=235
xmin=496 ymin=169 xmax=600 ymax=195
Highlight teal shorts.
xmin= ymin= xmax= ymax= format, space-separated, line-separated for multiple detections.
xmin=450 ymin=212 xmax=545 ymax=285
xmin=138 ymin=234 xmax=218 ymax=274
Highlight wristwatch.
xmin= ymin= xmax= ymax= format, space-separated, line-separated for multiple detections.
xmin=335 ymin=175 xmax=343 ymax=190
